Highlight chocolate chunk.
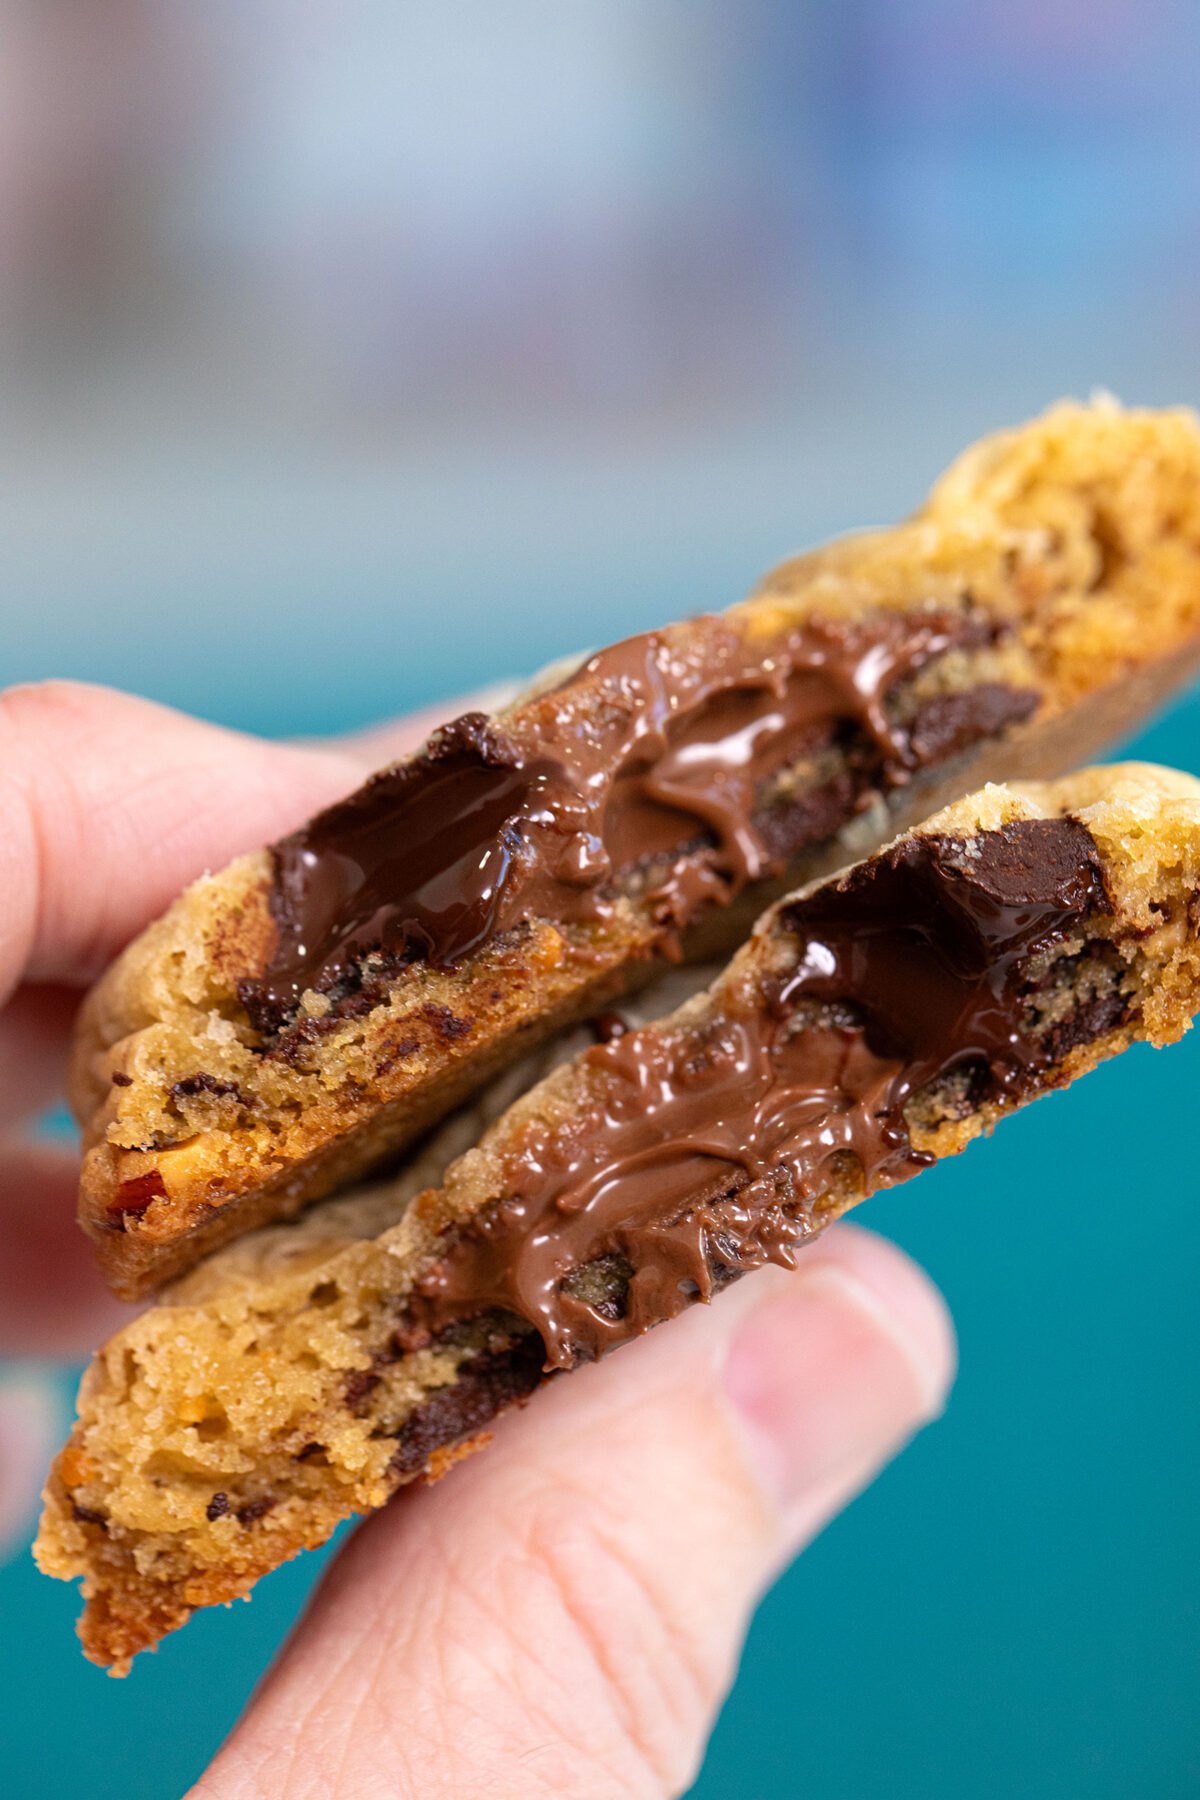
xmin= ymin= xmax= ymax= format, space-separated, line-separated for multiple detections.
xmin=588 ymin=1010 xmax=629 ymax=1044
xmin=237 ymin=1495 xmax=275 ymax=1524
xmin=170 ymin=1074 xmax=244 ymax=1104
xmin=753 ymin=770 xmax=865 ymax=866
xmin=343 ymin=1370 xmax=381 ymax=1412
xmin=247 ymin=714 xmax=555 ymax=1029
xmin=244 ymin=613 xmax=1022 ymax=1034
xmin=376 ymin=1035 xmax=420 ymax=1077
xmin=408 ymin=819 xmax=1112 ymax=1371
xmin=1040 ymin=991 xmax=1128 ymax=1060
xmin=389 ymin=1338 xmax=547 ymax=1477
xmin=205 ymin=1492 xmax=230 ymax=1521
xmin=419 ymin=1004 xmax=472 ymax=1043
xmin=906 ymin=684 xmax=1039 ymax=766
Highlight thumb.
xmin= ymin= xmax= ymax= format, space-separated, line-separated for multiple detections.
xmin=193 ymin=1223 xmax=954 ymax=1800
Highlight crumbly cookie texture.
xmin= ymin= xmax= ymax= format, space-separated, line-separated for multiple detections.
xmin=39 ymin=764 xmax=1200 ymax=1671
xmin=73 ymin=399 xmax=1200 ymax=1298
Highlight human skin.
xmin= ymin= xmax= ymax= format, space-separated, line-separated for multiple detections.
xmin=0 ymin=679 xmax=955 ymax=1800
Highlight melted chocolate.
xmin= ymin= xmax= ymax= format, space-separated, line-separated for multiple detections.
xmin=588 ymin=1010 xmax=630 ymax=1044
xmin=247 ymin=611 xmax=1033 ymax=1029
xmin=411 ymin=819 xmax=1111 ymax=1369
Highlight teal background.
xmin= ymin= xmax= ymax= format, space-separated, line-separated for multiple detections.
xmin=6 ymin=3 xmax=1200 ymax=1793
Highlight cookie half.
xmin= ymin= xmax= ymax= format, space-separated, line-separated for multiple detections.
xmin=73 ymin=399 xmax=1200 ymax=1297
xmin=39 ymin=763 xmax=1200 ymax=1669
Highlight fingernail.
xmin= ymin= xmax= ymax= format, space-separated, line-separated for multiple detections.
xmin=0 ymin=1376 xmax=58 ymax=1558
xmin=723 ymin=1229 xmax=955 ymax=1536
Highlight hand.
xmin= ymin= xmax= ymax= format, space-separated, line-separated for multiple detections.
xmin=0 ymin=679 xmax=955 ymax=1800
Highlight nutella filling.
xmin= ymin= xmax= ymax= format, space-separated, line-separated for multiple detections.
xmin=246 ymin=612 xmax=1037 ymax=1031
xmin=411 ymin=818 xmax=1112 ymax=1370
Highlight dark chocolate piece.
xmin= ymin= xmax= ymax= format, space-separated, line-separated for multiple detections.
xmin=170 ymin=1074 xmax=245 ymax=1104
xmin=388 ymin=1338 xmax=547 ymax=1476
xmin=905 ymin=683 xmax=1039 ymax=767
xmin=245 ymin=612 xmax=1032 ymax=1032
xmin=343 ymin=1370 xmax=381 ymax=1412
xmin=237 ymin=1496 xmax=276 ymax=1525
xmin=411 ymin=819 xmax=1111 ymax=1370
xmin=588 ymin=1010 xmax=630 ymax=1044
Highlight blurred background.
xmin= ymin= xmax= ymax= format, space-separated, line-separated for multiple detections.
xmin=5 ymin=2 xmax=1200 ymax=1794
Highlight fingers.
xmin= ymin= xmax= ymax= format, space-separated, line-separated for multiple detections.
xmin=194 ymin=1226 xmax=954 ymax=1800
xmin=0 ymin=1140 xmax=138 ymax=1544
xmin=0 ymin=679 xmax=502 ymax=1522
xmin=0 ymin=680 xmax=367 ymax=999
xmin=722 ymin=1227 xmax=953 ymax=1548
xmin=0 ymin=1141 xmax=137 ymax=1356
xmin=0 ymin=985 xmax=81 ymax=1131
xmin=0 ymin=678 xmax=487 ymax=1153
xmin=0 ymin=1374 xmax=59 ymax=1559
xmin=0 ymin=678 xmax=516 ymax=1003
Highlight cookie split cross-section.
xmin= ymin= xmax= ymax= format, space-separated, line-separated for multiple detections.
xmin=38 ymin=763 xmax=1200 ymax=1669
xmin=72 ymin=400 xmax=1200 ymax=1298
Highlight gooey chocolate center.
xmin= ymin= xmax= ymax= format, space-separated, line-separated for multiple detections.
xmin=410 ymin=818 xmax=1113 ymax=1369
xmin=245 ymin=611 xmax=1037 ymax=1031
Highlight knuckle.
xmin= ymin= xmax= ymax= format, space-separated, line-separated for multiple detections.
xmin=513 ymin=1488 xmax=724 ymax=1792
xmin=0 ymin=678 xmax=99 ymax=744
